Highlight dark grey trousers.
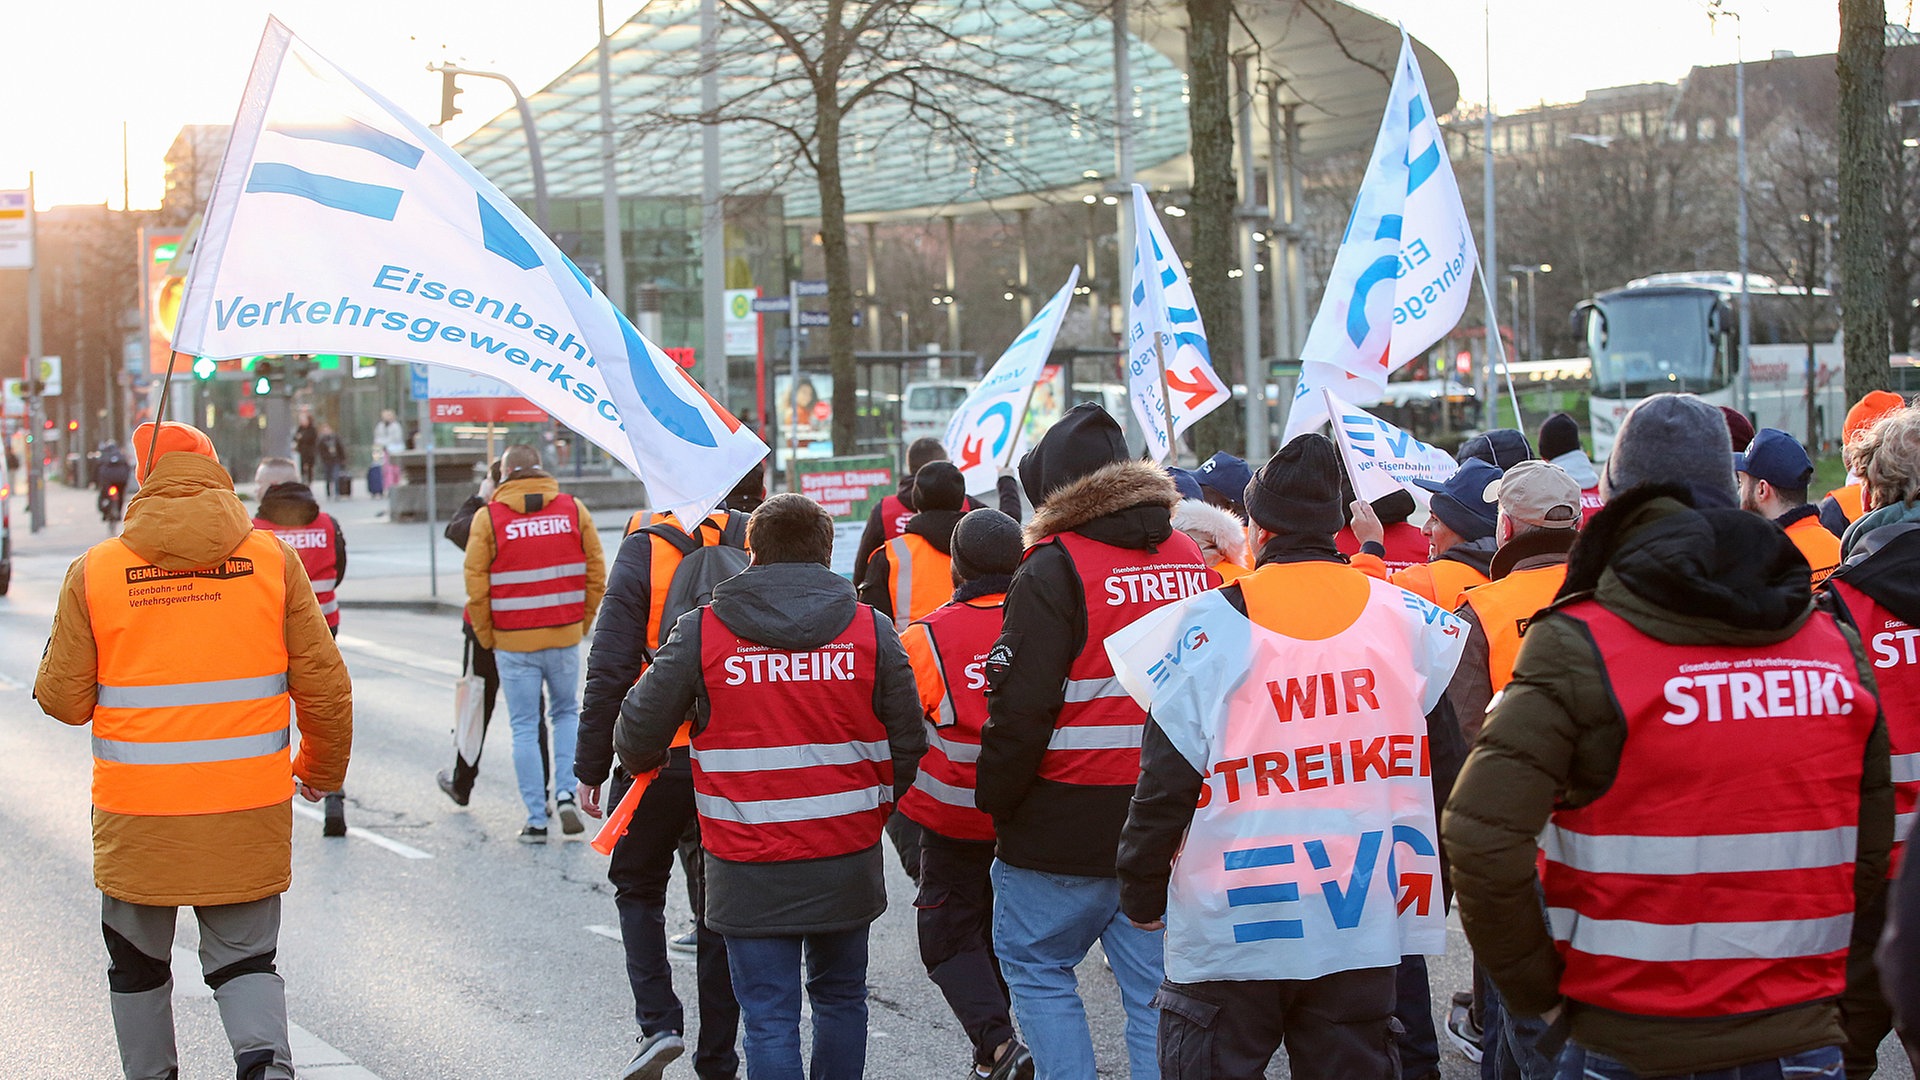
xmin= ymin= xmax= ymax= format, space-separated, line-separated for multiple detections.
xmin=101 ymin=893 xmax=292 ymax=1080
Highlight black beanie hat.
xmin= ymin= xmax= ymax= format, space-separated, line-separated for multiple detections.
xmin=1243 ymin=434 xmax=1345 ymax=541
xmin=1457 ymin=428 xmax=1535 ymax=470
xmin=1537 ymin=413 xmax=1581 ymax=461
xmin=950 ymin=508 xmax=1024 ymax=581
xmin=913 ymin=461 xmax=966 ymax=513
xmin=1019 ymin=402 xmax=1128 ymax=506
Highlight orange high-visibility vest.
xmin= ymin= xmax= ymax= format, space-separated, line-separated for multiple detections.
xmin=1828 ymin=484 xmax=1866 ymax=525
xmin=1392 ymin=558 xmax=1490 ymax=613
xmin=84 ymin=532 xmax=294 ymax=817
xmin=885 ymin=533 xmax=954 ymax=630
xmin=1460 ymin=563 xmax=1568 ymax=693
xmin=1785 ymin=515 xmax=1842 ymax=585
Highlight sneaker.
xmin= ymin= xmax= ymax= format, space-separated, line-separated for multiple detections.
xmin=322 ymin=793 xmax=347 ymax=838
xmin=435 ymin=769 xmax=469 ymax=807
xmin=620 ymin=1031 xmax=685 ymax=1080
xmin=518 ymin=824 xmax=548 ymax=844
xmin=667 ymin=927 xmax=698 ymax=954
xmin=556 ymin=793 xmax=585 ymax=835
xmin=1445 ymin=991 xmax=1483 ymax=1064
xmin=985 ymin=1038 xmax=1034 ymax=1080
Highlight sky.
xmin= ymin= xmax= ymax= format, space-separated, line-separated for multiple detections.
xmin=0 ymin=0 xmax=1867 ymax=210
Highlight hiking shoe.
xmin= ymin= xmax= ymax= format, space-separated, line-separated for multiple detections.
xmin=322 ymin=793 xmax=347 ymax=837
xmin=518 ymin=824 xmax=548 ymax=844
xmin=620 ymin=1031 xmax=685 ymax=1080
xmin=435 ymin=769 xmax=469 ymax=807
xmin=667 ymin=927 xmax=698 ymax=954
xmin=1445 ymin=991 xmax=1483 ymax=1064
xmin=556 ymin=793 xmax=585 ymax=835
xmin=986 ymin=1038 xmax=1034 ymax=1080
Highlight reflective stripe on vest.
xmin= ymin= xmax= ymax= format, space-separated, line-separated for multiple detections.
xmin=1129 ymin=567 xmax=1464 ymax=985
xmin=487 ymin=494 xmax=588 ymax=630
xmin=1040 ymin=531 xmax=1215 ymax=787
xmin=84 ymin=532 xmax=294 ymax=817
xmin=887 ymin=533 xmax=953 ymax=630
xmin=253 ymin=512 xmax=339 ymax=628
xmin=1829 ymin=579 xmax=1920 ymax=875
xmin=898 ymin=598 xmax=1002 ymax=841
xmin=1541 ymin=600 xmax=1874 ymax=1018
xmin=1461 ymin=563 xmax=1567 ymax=693
xmin=695 ymin=605 xmax=891 ymax=862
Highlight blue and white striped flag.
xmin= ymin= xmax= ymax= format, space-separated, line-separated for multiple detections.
xmin=1126 ymin=184 xmax=1228 ymax=462
xmin=173 ymin=18 xmax=768 ymax=524
xmin=1324 ymin=389 xmax=1456 ymax=504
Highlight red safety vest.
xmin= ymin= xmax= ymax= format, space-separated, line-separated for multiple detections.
xmin=694 ymin=606 xmax=893 ymax=863
xmin=253 ymin=512 xmax=339 ymax=629
xmin=487 ymin=494 xmax=588 ymax=631
xmin=898 ymin=596 xmax=1003 ymax=841
xmin=878 ymin=494 xmax=914 ymax=542
xmin=1541 ymin=601 xmax=1874 ymax=1019
xmin=1335 ymin=522 xmax=1428 ymax=575
xmin=1040 ymin=531 xmax=1216 ymax=786
xmin=1579 ymin=487 xmax=1603 ymax=525
xmin=1829 ymin=580 xmax=1920 ymax=875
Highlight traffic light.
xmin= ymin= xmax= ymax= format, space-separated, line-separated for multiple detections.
xmin=439 ymin=70 xmax=463 ymax=126
xmin=66 ymin=420 xmax=78 ymax=433
xmin=253 ymin=359 xmax=278 ymax=396
xmin=192 ymin=356 xmax=217 ymax=381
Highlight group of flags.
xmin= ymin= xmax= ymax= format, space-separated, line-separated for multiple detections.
xmin=172 ymin=20 xmax=1478 ymax=519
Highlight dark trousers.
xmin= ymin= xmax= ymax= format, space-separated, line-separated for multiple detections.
xmin=1396 ymin=955 xmax=1440 ymax=1079
xmin=914 ymin=832 xmax=1014 ymax=1067
xmin=1155 ymin=966 xmax=1402 ymax=1080
xmin=609 ymin=766 xmax=739 ymax=1079
xmin=448 ymin=623 xmax=546 ymax=800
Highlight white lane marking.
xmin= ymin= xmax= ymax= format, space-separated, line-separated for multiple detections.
xmin=333 ymin=634 xmax=462 ymax=678
xmin=171 ymin=947 xmax=213 ymax=998
xmin=291 ymin=1022 xmax=388 ymax=1079
xmin=291 ymin=803 xmax=432 ymax=860
xmin=586 ymin=924 xmax=623 ymax=943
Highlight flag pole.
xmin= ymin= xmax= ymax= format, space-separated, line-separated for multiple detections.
xmin=1152 ymin=335 xmax=1180 ymax=464
xmin=1470 ymin=261 xmax=1525 ymax=430
xmin=1006 ymin=377 xmax=1042 ymax=472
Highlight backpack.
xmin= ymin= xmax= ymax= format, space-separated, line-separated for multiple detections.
xmin=640 ymin=510 xmax=751 ymax=662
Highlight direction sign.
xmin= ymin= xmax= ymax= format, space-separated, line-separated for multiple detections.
xmin=0 ymin=190 xmax=30 ymax=270
xmin=794 ymin=280 xmax=829 ymax=297
xmin=751 ymin=297 xmax=792 ymax=314
xmin=796 ymin=311 xmax=862 ymax=328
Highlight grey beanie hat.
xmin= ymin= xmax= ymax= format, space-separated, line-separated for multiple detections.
xmin=950 ymin=508 xmax=1024 ymax=581
xmin=1600 ymin=393 xmax=1738 ymax=508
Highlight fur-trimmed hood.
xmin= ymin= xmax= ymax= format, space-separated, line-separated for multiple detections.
xmin=1171 ymin=498 xmax=1249 ymax=569
xmin=1025 ymin=460 xmax=1179 ymax=546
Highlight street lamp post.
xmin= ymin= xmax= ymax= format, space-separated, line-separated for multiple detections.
xmin=1509 ymin=264 xmax=1551 ymax=364
xmin=430 ymin=63 xmax=550 ymax=233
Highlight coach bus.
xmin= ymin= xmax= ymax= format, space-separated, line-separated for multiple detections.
xmin=1575 ymin=271 xmax=1843 ymax=459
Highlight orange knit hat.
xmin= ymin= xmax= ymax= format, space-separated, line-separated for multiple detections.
xmin=1845 ymin=390 xmax=1907 ymax=448
xmin=132 ymin=421 xmax=218 ymax=481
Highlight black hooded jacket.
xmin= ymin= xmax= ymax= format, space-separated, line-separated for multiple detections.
xmin=978 ymin=404 xmax=1190 ymax=876
xmin=614 ymin=561 xmax=925 ymax=937
xmin=852 ymin=473 xmax=1020 ymax=577
xmin=255 ymin=481 xmax=347 ymax=583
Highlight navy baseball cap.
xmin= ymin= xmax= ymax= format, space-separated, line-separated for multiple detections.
xmin=1413 ymin=459 xmax=1502 ymax=541
xmin=1733 ymin=428 xmax=1815 ymax=490
xmin=1195 ymin=452 xmax=1253 ymax=510
xmin=1167 ymin=466 xmax=1205 ymax=502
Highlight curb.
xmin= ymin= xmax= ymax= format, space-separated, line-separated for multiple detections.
xmin=337 ymin=598 xmax=462 ymax=614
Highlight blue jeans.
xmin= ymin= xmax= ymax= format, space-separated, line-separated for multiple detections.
xmin=1554 ymin=1043 xmax=1843 ymax=1079
xmin=1478 ymin=974 xmax=1553 ymax=1080
xmin=494 ymin=645 xmax=579 ymax=825
xmin=724 ymin=929 xmax=869 ymax=1080
xmin=990 ymin=861 xmax=1162 ymax=1080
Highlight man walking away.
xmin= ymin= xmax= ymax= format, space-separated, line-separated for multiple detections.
xmin=464 ymin=443 xmax=606 ymax=842
xmin=1117 ymin=433 xmax=1468 ymax=1080
xmin=862 ymin=460 xmax=968 ymax=628
xmin=978 ymin=402 xmax=1217 ymax=1080
xmin=35 ymin=421 xmax=352 ymax=1080
xmin=615 ymin=493 xmax=925 ymax=1080
xmin=1444 ymin=393 xmax=1891 ymax=1080
xmin=253 ymin=456 xmax=351 ymax=837
xmin=1350 ymin=459 xmax=1504 ymax=612
xmin=579 ymin=465 xmax=762 ymax=1080
xmin=898 ymin=508 xmax=1034 ymax=1080
xmin=1536 ymin=413 xmax=1601 ymax=524
xmin=1822 ymin=391 xmax=1907 ymax=538
xmin=855 ymin=438 xmax=1015 ymax=577
xmin=1738 ymin=427 xmax=1841 ymax=584
xmin=1823 ymin=405 xmax=1920 ymax=1077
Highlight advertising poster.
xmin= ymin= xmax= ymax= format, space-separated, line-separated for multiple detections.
xmin=774 ymin=372 xmax=833 ymax=468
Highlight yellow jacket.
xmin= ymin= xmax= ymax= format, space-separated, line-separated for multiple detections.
xmin=464 ymin=472 xmax=607 ymax=651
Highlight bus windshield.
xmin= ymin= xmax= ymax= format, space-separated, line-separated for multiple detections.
xmin=1586 ymin=290 xmax=1730 ymax=399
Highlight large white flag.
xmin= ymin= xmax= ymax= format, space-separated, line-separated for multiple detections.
xmin=173 ymin=19 xmax=768 ymax=523
xmin=1323 ymin=389 xmax=1456 ymax=504
xmin=1284 ymin=31 xmax=1478 ymax=442
xmin=943 ymin=267 xmax=1078 ymax=495
xmin=1126 ymin=185 xmax=1229 ymax=463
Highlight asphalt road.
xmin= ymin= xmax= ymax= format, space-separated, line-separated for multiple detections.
xmin=0 ymin=483 xmax=1911 ymax=1079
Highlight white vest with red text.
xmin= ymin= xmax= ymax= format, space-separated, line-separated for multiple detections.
xmin=1106 ymin=574 xmax=1468 ymax=983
